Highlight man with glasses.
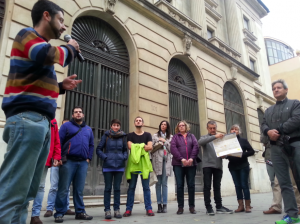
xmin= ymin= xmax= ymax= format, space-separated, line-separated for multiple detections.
xmin=54 ymin=106 xmax=94 ymax=223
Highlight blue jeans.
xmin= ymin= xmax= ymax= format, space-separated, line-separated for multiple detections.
xmin=0 ymin=112 xmax=50 ymax=224
xmin=32 ymin=166 xmax=48 ymax=217
xmin=126 ymin=173 xmax=152 ymax=211
xmin=54 ymin=159 xmax=88 ymax=217
xmin=46 ymin=166 xmax=70 ymax=211
xmin=230 ymin=166 xmax=251 ymax=200
xmin=103 ymin=172 xmax=124 ymax=211
xmin=173 ymin=165 xmax=196 ymax=208
xmin=156 ymin=159 xmax=168 ymax=204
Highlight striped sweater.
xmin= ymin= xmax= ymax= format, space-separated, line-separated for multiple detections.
xmin=2 ymin=27 xmax=76 ymax=120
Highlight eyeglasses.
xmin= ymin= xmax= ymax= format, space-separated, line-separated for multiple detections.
xmin=178 ymin=125 xmax=186 ymax=127
xmin=73 ymin=111 xmax=82 ymax=114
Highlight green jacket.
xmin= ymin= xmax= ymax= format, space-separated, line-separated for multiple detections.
xmin=125 ymin=143 xmax=153 ymax=180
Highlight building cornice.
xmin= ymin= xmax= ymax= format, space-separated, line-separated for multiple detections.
xmin=255 ymin=88 xmax=276 ymax=105
xmin=244 ymin=0 xmax=268 ymax=18
xmin=122 ymin=0 xmax=260 ymax=79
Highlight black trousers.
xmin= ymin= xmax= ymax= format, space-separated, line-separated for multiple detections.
xmin=173 ymin=165 xmax=196 ymax=208
xmin=203 ymin=167 xmax=223 ymax=209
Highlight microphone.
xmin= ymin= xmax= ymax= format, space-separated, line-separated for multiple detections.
xmin=64 ymin=34 xmax=85 ymax=62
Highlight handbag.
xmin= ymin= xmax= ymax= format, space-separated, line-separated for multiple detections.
xmin=149 ymin=171 xmax=158 ymax=187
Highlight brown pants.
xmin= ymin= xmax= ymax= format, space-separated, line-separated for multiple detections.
xmin=271 ymin=169 xmax=300 ymax=212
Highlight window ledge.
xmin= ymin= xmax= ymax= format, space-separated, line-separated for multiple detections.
xmin=208 ymin=36 xmax=241 ymax=60
xmin=155 ymin=0 xmax=202 ymax=35
xmin=205 ymin=0 xmax=218 ymax=9
xmin=243 ymin=28 xmax=257 ymax=42
xmin=244 ymin=37 xmax=260 ymax=53
xmin=205 ymin=2 xmax=222 ymax=22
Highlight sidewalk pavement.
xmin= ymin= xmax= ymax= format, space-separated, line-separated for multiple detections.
xmin=27 ymin=192 xmax=285 ymax=224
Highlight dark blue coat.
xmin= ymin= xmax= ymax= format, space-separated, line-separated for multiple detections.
xmin=60 ymin=119 xmax=94 ymax=161
xmin=96 ymin=130 xmax=128 ymax=168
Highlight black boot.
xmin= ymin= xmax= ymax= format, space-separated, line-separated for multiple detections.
xmin=162 ymin=204 xmax=167 ymax=213
xmin=157 ymin=204 xmax=163 ymax=213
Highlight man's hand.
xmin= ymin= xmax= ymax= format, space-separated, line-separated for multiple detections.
xmin=267 ymin=129 xmax=280 ymax=141
xmin=62 ymin=74 xmax=82 ymax=90
xmin=86 ymin=159 xmax=90 ymax=163
xmin=53 ymin=159 xmax=59 ymax=167
xmin=68 ymin=39 xmax=80 ymax=52
xmin=215 ymin=133 xmax=224 ymax=139
xmin=144 ymin=144 xmax=152 ymax=152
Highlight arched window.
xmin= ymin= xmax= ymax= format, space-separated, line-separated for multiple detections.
xmin=64 ymin=16 xmax=129 ymax=196
xmin=0 ymin=0 xmax=5 ymax=38
xmin=223 ymin=82 xmax=247 ymax=138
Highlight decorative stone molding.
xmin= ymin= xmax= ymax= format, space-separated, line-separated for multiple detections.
xmin=155 ymin=0 xmax=202 ymax=35
xmin=258 ymin=96 xmax=263 ymax=109
xmin=105 ymin=0 xmax=118 ymax=14
xmin=183 ymin=34 xmax=192 ymax=56
xmin=205 ymin=0 xmax=218 ymax=9
xmin=230 ymin=65 xmax=238 ymax=80
xmin=208 ymin=36 xmax=241 ymax=60
xmin=243 ymin=28 xmax=257 ymax=42
xmin=205 ymin=2 xmax=222 ymax=22
xmin=243 ymin=37 xmax=260 ymax=53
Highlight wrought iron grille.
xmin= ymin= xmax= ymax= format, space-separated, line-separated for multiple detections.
xmin=0 ymin=0 xmax=5 ymax=38
xmin=64 ymin=16 xmax=129 ymax=195
xmin=223 ymin=82 xmax=247 ymax=138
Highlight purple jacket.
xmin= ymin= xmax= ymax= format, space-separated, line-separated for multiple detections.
xmin=170 ymin=132 xmax=199 ymax=166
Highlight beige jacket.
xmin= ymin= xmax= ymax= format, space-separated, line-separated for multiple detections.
xmin=151 ymin=133 xmax=173 ymax=176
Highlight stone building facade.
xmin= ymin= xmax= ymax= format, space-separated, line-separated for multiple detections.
xmin=0 ymin=0 xmax=275 ymax=207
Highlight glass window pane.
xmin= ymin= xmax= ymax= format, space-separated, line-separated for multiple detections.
xmin=207 ymin=29 xmax=212 ymax=39
xmin=273 ymin=49 xmax=278 ymax=57
xmin=244 ymin=18 xmax=249 ymax=30
xmin=276 ymin=43 xmax=281 ymax=50
xmin=266 ymin=41 xmax=271 ymax=47
xmin=272 ymin=41 xmax=276 ymax=48
xmin=274 ymin=58 xmax=279 ymax=63
xmin=277 ymin=50 xmax=282 ymax=60
xmin=269 ymin=57 xmax=274 ymax=65
xmin=267 ymin=47 xmax=273 ymax=56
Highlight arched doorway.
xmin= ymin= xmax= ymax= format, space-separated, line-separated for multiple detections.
xmin=168 ymin=58 xmax=203 ymax=191
xmin=223 ymin=82 xmax=247 ymax=138
xmin=64 ymin=16 xmax=130 ymax=195
xmin=0 ymin=0 xmax=5 ymax=37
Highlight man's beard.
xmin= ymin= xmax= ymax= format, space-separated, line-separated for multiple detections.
xmin=74 ymin=117 xmax=83 ymax=123
xmin=49 ymin=19 xmax=61 ymax=39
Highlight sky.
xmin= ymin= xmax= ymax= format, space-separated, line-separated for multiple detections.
xmin=261 ymin=0 xmax=300 ymax=53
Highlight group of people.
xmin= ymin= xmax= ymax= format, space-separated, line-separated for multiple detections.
xmin=0 ymin=0 xmax=299 ymax=224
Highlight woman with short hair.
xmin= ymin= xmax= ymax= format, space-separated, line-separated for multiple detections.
xmin=170 ymin=120 xmax=199 ymax=215
xmin=151 ymin=120 xmax=173 ymax=213
xmin=96 ymin=119 xmax=128 ymax=219
xmin=227 ymin=124 xmax=254 ymax=213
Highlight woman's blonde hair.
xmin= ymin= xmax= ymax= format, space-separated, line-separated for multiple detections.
xmin=175 ymin=120 xmax=190 ymax=134
xmin=230 ymin=124 xmax=242 ymax=134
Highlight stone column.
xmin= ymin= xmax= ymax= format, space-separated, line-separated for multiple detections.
xmin=224 ymin=0 xmax=243 ymax=54
xmin=191 ymin=0 xmax=207 ymax=38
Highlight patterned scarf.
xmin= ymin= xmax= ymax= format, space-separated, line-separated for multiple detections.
xmin=109 ymin=129 xmax=124 ymax=138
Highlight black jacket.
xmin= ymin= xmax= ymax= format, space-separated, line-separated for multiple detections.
xmin=227 ymin=135 xmax=255 ymax=170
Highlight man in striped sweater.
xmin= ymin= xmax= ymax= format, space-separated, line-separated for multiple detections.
xmin=0 ymin=1 xmax=82 ymax=223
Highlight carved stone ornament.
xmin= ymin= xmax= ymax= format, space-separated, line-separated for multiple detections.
xmin=183 ymin=34 xmax=192 ymax=56
xmin=230 ymin=65 xmax=237 ymax=80
xmin=106 ymin=0 xmax=118 ymax=14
